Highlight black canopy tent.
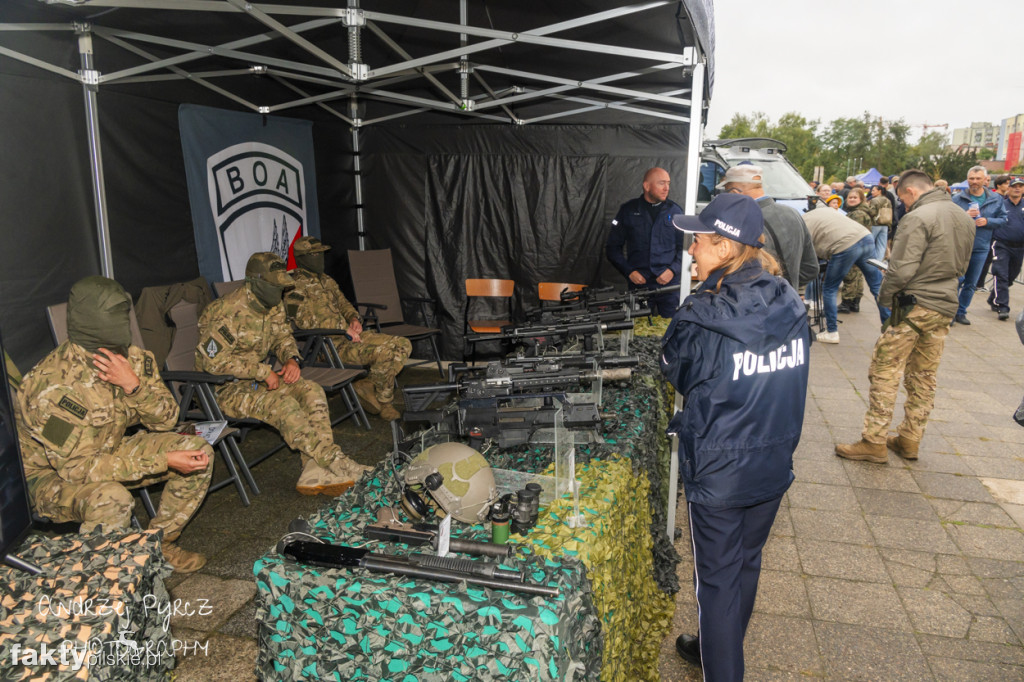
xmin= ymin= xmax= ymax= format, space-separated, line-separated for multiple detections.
xmin=0 ymin=0 xmax=714 ymax=367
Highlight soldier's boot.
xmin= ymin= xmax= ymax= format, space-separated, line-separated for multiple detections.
xmin=379 ymin=401 xmax=401 ymax=421
xmin=837 ymin=299 xmax=856 ymax=314
xmin=162 ymin=540 xmax=207 ymax=574
xmin=886 ymin=435 xmax=919 ymax=460
xmin=835 ymin=439 xmax=887 ymax=464
xmin=353 ymin=379 xmax=381 ymax=415
xmin=296 ymin=456 xmax=369 ymax=496
xmin=848 ymin=297 xmax=860 ymax=313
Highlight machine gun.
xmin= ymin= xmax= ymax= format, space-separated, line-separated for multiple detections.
xmin=465 ymin=319 xmax=634 ymax=354
xmin=277 ymin=520 xmax=557 ymax=598
xmin=559 ymin=283 xmax=681 ymax=313
xmin=449 ymin=355 xmax=638 ymax=385
xmin=524 ymin=304 xmax=651 ymax=326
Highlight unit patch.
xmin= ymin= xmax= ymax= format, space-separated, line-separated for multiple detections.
xmin=57 ymin=395 xmax=88 ymax=420
xmin=42 ymin=415 xmax=75 ymax=447
xmin=204 ymin=337 xmax=221 ymax=358
xmin=218 ymin=326 xmax=236 ymax=345
xmin=144 ymin=356 xmax=154 ymax=377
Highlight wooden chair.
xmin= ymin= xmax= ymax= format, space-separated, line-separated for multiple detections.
xmin=348 ymin=248 xmax=444 ymax=377
xmin=464 ymin=278 xmax=515 ymax=362
xmin=538 ymin=282 xmax=587 ymax=308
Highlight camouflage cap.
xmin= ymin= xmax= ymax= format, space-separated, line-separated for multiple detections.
xmin=245 ymin=252 xmax=295 ymax=287
xmin=293 ymin=236 xmax=331 ymax=256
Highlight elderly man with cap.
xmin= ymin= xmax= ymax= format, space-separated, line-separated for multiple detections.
xmin=718 ymin=165 xmax=819 ymax=292
xmin=285 ymin=236 xmax=412 ymax=421
xmin=16 ymin=276 xmax=212 ymax=573
xmin=661 ymin=194 xmax=810 ymax=681
xmin=196 ymin=252 xmax=369 ymax=496
xmin=606 ymin=167 xmax=685 ymax=317
xmin=987 ymin=177 xmax=1024 ymax=320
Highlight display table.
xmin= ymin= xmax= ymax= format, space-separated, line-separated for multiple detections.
xmin=0 ymin=530 xmax=175 ymax=681
xmin=254 ymin=338 xmax=678 ymax=681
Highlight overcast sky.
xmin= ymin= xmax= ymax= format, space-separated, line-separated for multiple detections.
xmin=706 ymin=1 xmax=1024 ymax=140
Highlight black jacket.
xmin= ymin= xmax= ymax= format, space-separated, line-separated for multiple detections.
xmin=661 ymin=260 xmax=811 ymax=508
xmin=606 ymin=196 xmax=684 ymax=281
xmin=757 ymin=196 xmax=819 ymax=290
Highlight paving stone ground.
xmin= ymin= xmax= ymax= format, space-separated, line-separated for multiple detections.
xmin=140 ymin=289 xmax=1024 ymax=680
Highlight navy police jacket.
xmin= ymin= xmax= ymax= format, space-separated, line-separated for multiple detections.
xmin=996 ymin=196 xmax=1024 ymax=244
xmin=606 ymin=196 xmax=684 ymax=282
xmin=660 ymin=260 xmax=811 ymax=508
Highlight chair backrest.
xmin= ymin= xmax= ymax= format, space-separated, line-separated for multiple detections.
xmin=213 ymin=280 xmax=245 ymax=298
xmin=165 ymin=301 xmax=200 ymax=372
xmin=466 ymin=278 xmax=514 ymax=298
xmin=347 ymin=249 xmax=404 ymax=326
xmin=46 ymin=302 xmax=145 ymax=349
xmin=538 ymin=282 xmax=586 ymax=302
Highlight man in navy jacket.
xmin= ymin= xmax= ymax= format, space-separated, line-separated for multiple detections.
xmin=606 ymin=167 xmax=684 ymax=316
xmin=987 ymin=178 xmax=1024 ymax=320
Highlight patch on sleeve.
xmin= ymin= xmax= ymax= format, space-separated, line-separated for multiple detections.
xmin=286 ymin=303 xmax=299 ymax=319
xmin=288 ymin=293 xmax=304 ymax=301
xmin=144 ymin=356 xmax=154 ymax=377
xmin=42 ymin=415 xmax=75 ymax=446
xmin=217 ymin=326 xmax=236 ymax=345
xmin=204 ymin=337 xmax=221 ymax=358
xmin=57 ymin=395 xmax=88 ymax=419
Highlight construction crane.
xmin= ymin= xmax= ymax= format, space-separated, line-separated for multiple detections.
xmin=913 ymin=122 xmax=949 ymax=132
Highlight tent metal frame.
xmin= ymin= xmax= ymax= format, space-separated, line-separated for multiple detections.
xmin=3 ymin=2 xmax=707 ymax=538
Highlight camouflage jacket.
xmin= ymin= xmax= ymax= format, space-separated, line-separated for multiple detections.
xmin=846 ymin=203 xmax=874 ymax=230
xmin=15 ymin=342 xmax=175 ymax=481
xmin=195 ymin=285 xmax=300 ymax=382
xmin=285 ymin=268 xmax=360 ymax=331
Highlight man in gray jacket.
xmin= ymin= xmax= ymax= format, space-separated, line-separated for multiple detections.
xmin=836 ymin=169 xmax=975 ymax=464
xmin=718 ymin=165 xmax=819 ymax=292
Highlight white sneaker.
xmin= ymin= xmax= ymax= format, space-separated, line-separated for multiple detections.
xmin=816 ymin=331 xmax=839 ymax=344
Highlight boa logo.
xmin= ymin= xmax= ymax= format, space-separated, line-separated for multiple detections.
xmin=207 ymin=142 xmax=306 ymax=280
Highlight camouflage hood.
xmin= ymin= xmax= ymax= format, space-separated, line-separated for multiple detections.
xmin=67 ymin=276 xmax=132 ymax=356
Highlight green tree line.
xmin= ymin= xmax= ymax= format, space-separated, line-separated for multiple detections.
xmin=718 ymin=111 xmax=984 ymax=184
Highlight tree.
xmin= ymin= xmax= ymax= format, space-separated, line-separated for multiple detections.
xmin=718 ymin=112 xmax=772 ymax=139
xmin=914 ymin=148 xmax=979 ymax=184
xmin=716 ymin=111 xmax=821 ymax=178
xmin=911 ymin=131 xmax=948 ymax=160
xmin=977 ymin=148 xmax=996 ymax=161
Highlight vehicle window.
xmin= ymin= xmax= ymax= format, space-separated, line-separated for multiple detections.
xmin=699 ymin=161 xmax=723 ymax=202
xmin=752 ymin=160 xmax=816 ymax=199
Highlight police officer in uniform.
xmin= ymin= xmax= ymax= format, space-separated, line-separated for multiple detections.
xmin=606 ymin=167 xmax=684 ymax=317
xmin=16 ymin=277 xmax=212 ymax=573
xmin=195 ymin=252 xmax=369 ymax=496
xmin=661 ymin=195 xmax=811 ymax=681
xmin=286 ymin=236 xmax=412 ymax=421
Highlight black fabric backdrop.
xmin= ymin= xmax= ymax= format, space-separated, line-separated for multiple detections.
xmin=360 ymin=124 xmax=689 ymax=358
xmin=0 ymin=75 xmax=688 ymax=367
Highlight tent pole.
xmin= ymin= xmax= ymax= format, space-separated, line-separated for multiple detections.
xmin=77 ymin=25 xmax=114 ymax=278
xmin=350 ymin=97 xmax=365 ymax=250
xmin=667 ymin=57 xmax=705 ymax=544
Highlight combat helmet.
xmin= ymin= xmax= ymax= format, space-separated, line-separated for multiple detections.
xmin=403 ymin=442 xmax=498 ymax=523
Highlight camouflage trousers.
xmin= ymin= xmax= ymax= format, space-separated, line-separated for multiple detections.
xmin=27 ymin=432 xmax=213 ymax=539
xmin=215 ymin=377 xmax=343 ymax=471
xmin=862 ymin=307 xmax=952 ymax=444
xmin=841 ymin=266 xmax=864 ymax=301
xmin=331 ymin=330 xmax=412 ymax=403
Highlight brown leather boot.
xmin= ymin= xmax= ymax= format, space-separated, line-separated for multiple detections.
xmin=835 ymin=439 xmax=887 ymax=464
xmin=353 ymin=379 xmax=381 ymax=415
xmin=379 ymin=402 xmax=401 ymax=421
xmin=886 ymin=435 xmax=919 ymax=460
xmin=162 ymin=542 xmax=207 ymax=574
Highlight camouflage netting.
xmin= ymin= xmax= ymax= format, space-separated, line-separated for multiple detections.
xmin=0 ymin=530 xmax=175 ymax=681
xmin=254 ymin=340 xmax=680 ymax=680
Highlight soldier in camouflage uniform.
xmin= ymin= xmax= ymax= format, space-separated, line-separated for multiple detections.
xmin=15 ymin=277 xmax=212 ymax=573
xmin=286 ymin=236 xmax=412 ymax=421
xmin=837 ymin=170 xmax=975 ymax=464
xmin=196 ymin=252 xmax=369 ymax=496
xmin=838 ymin=188 xmax=877 ymax=313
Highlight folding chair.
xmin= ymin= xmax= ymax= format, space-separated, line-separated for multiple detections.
xmin=348 ymin=248 xmax=444 ymax=377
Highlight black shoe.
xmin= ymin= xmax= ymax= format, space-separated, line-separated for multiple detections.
xmin=675 ymin=634 xmax=702 ymax=667
xmin=849 ymin=298 xmax=860 ymax=313
xmin=837 ymin=300 xmax=853 ymax=314
xmin=954 ymin=313 xmax=971 ymax=325
xmin=999 ymin=310 xmax=1010 ymax=321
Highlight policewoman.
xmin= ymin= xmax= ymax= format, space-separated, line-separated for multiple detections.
xmin=661 ymin=194 xmax=811 ymax=681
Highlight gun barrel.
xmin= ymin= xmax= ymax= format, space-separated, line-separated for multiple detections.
xmin=403 ymin=382 xmax=460 ymax=395
xmin=365 ymin=555 xmax=557 ymax=598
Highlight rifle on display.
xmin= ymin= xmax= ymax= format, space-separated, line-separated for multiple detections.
xmin=364 ymin=516 xmax=513 ymax=560
xmin=465 ymin=319 xmax=635 ymax=354
xmin=449 ymin=356 xmax=638 ymax=385
xmin=558 ymin=283 xmax=681 ymax=313
xmin=277 ymin=538 xmax=557 ymax=598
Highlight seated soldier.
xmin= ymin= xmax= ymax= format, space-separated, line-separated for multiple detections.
xmin=196 ymin=252 xmax=369 ymax=496
xmin=286 ymin=236 xmax=412 ymax=421
xmin=15 ymin=276 xmax=212 ymax=573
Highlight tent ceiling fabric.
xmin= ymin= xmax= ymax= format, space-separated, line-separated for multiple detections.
xmin=0 ymin=0 xmax=713 ymax=127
